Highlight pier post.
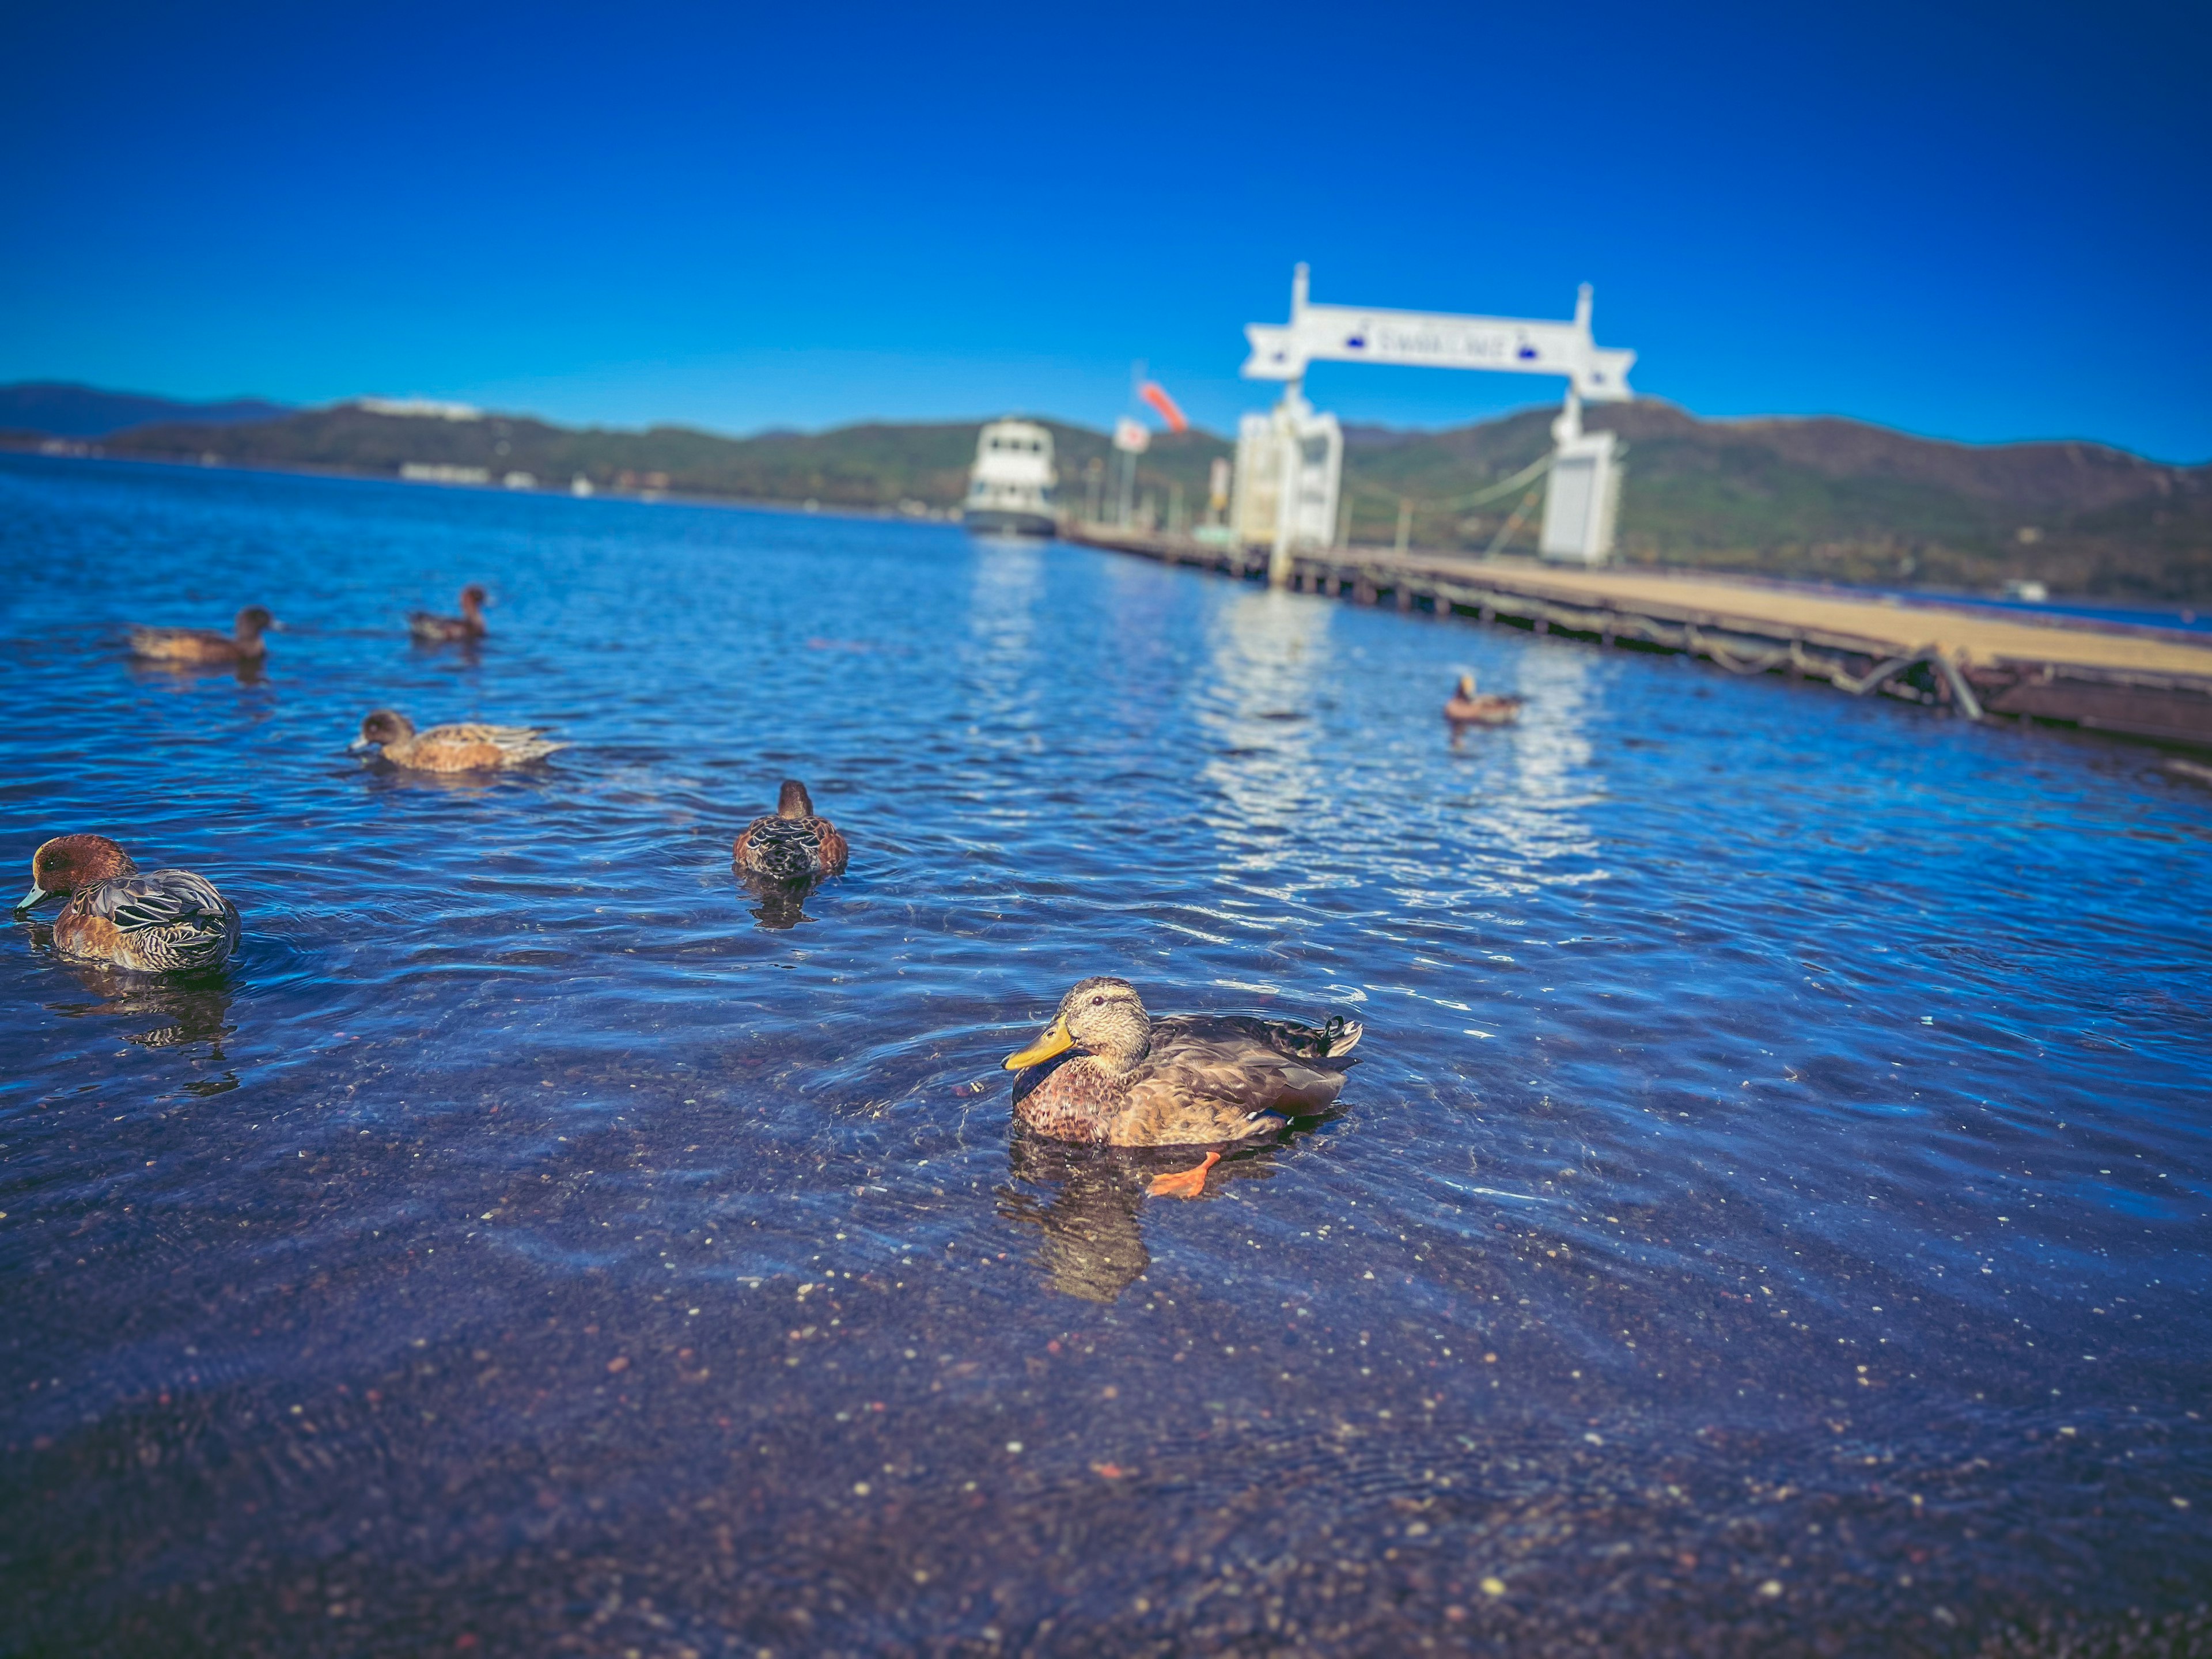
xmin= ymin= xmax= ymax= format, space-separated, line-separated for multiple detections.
xmin=1267 ymin=378 xmax=1301 ymax=587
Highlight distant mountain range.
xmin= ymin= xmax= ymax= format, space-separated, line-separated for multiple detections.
xmin=0 ymin=381 xmax=293 ymax=438
xmin=3 ymin=382 xmax=2206 ymax=600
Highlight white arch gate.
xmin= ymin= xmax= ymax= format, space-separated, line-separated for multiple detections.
xmin=1234 ymin=264 xmax=1638 ymax=582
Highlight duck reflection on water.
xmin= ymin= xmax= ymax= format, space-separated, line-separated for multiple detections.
xmin=355 ymin=764 xmax=507 ymax=799
xmin=736 ymin=872 xmax=815 ymax=931
xmin=43 ymin=959 xmax=237 ymax=1062
xmin=997 ymin=1124 xmax=1299 ymax=1304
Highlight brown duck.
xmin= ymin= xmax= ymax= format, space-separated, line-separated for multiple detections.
xmin=130 ymin=605 xmax=275 ymax=665
xmin=15 ymin=835 xmax=240 ymax=972
xmin=409 ymin=584 xmax=489 ymax=643
xmin=351 ymin=710 xmax=567 ymax=771
xmin=1001 ymin=977 xmax=1362 ymax=1197
xmin=733 ymin=780 xmax=849 ymax=881
xmin=1443 ymin=672 xmax=1522 ymax=726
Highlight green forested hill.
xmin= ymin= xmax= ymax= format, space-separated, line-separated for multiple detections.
xmin=24 ymin=391 xmax=2208 ymax=600
xmin=87 ymin=404 xmax=1234 ymax=532
xmin=1341 ymin=402 xmax=2211 ymax=600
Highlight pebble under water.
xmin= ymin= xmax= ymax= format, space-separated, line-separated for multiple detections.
xmin=2 ymin=450 xmax=2209 ymax=1657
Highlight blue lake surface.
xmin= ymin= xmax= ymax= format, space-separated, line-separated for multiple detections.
xmin=2 ymin=450 xmax=2209 ymax=1655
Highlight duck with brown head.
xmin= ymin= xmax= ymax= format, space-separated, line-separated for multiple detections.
xmin=129 ymin=605 xmax=276 ymax=665
xmin=408 ymin=584 xmax=490 ymax=643
xmin=351 ymin=710 xmax=569 ymax=771
xmin=1443 ymin=671 xmax=1524 ymax=726
xmin=1001 ymin=977 xmax=1363 ymax=1196
xmin=733 ymin=779 xmax=850 ymax=882
xmin=15 ymin=834 xmax=240 ymax=973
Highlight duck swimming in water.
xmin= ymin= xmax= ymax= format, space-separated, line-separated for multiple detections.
xmin=350 ymin=710 xmax=567 ymax=771
xmin=408 ymin=584 xmax=489 ymax=643
xmin=1002 ymin=978 xmax=1362 ymax=1196
xmin=733 ymin=780 xmax=849 ymax=881
xmin=130 ymin=605 xmax=275 ymax=666
xmin=14 ymin=835 xmax=240 ymax=972
xmin=1443 ymin=672 xmax=1523 ymax=726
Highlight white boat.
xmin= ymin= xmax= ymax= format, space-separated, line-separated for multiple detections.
xmin=962 ymin=419 xmax=1057 ymax=536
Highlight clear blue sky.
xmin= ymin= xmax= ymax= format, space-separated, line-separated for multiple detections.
xmin=3 ymin=1 xmax=2206 ymax=459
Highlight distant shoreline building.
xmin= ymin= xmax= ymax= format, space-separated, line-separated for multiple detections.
xmin=353 ymin=396 xmax=484 ymax=422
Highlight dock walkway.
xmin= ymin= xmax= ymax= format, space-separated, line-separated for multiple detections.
xmin=1063 ymin=524 xmax=2212 ymax=747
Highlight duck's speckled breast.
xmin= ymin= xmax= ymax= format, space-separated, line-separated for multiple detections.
xmin=1011 ymin=1056 xmax=1123 ymax=1143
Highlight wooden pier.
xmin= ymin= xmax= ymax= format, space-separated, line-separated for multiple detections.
xmin=1063 ymin=524 xmax=2212 ymax=748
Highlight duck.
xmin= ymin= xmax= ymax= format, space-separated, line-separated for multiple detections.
xmin=350 ymin=710 xmax=567 ymax=771
xmin=130 ymin=605 xmax=275 ymax=665
xmin=1443 ymin=672 xmax=1523 ymax=726
xmin=408 ymin=584 xmax=489 ymax=643
xmin=1001 ymin=977 xmax=1362 ymax=1197
xmin=14 ymin=835 xmax=240 ymax=972
xmin=733 ymin=780 xmax=849 ymax=881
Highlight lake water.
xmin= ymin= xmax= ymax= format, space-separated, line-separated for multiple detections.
xmin=2 ymin=452 xmax=2208 ymax=1656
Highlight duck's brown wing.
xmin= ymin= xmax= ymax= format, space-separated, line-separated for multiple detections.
xmin=1098 ymin=1018 xmax=1355 ymax=1148
xmin=421 ymin=722 xmax=539 ymax=742
xmin=389 ymin=737 xmax=504 ymax=771
xmin=1154 ymin=1012 xmax=1363 ymax=1065
xmin=411 ymin=724 xmax=566 ymax=766
xmin=808 ymin=816 xmax=849 ymax=874
xmin=65 ymin=870 xmax=239 ymax=971
xmin=1108 ymin=1074 xmax=1290 ymax=1146
xmin=732 ymin=815 xmax=768 ymax=868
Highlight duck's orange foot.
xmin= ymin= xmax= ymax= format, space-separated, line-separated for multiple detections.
xmin=1149 ymin=1150 xmax=1221 ymax=1200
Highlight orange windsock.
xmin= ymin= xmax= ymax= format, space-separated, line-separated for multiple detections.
xmin=1139 ymin=381 xmax=1188 ymax=433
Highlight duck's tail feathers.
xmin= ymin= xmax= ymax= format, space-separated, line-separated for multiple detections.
xmin=504 ymin=737 xmax=570 ymax=763
xmin=1325 ymin=1017 xmax=1364 ymax=1059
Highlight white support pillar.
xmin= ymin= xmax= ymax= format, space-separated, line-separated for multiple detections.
xmin=1539 ymin=391 xmax=1623 ymax=565
xmin=1268 ymin=378 xmax=1303 ymax=586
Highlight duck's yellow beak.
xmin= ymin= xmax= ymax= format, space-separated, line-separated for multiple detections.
xmin=1002 ymin=1016 xmax=1074 ymax=1071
